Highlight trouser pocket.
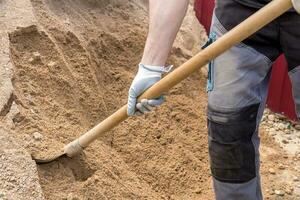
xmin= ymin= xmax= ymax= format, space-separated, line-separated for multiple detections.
xmin=207 ymin=104 xmax=259 ymax=183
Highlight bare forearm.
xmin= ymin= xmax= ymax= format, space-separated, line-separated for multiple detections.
xmin=141 ymin=0 xmax=189 ymax=66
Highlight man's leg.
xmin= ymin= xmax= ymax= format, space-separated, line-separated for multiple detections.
xmin=208 ymin=1 xmax=281 ymax=199
xmin=279 ymin=12 xmax=300 ymax=120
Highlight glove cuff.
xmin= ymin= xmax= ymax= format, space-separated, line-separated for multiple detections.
xmin=139 ymin=63 xmax=173 ymax=74
xmin=292 ymin=0 xmax=300 ymax=13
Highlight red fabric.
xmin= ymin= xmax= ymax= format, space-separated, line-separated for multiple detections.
xmin=194 ymin=0 xmax=214 ymax=34
xmin=267 ymin=55 xmax=297 ymax=120
xmin=194 ymin=0 xmax=297 ymax=120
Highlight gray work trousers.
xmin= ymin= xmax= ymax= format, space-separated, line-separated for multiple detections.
xmin=207 ymin=1 xmax=300 ymax=199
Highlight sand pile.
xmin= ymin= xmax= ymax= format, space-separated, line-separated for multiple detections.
xmin=5 ymin=0 xmax=214 ymax=199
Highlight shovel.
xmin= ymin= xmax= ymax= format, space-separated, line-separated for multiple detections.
xmin=33 ymin=0 xmax=293 ymax=164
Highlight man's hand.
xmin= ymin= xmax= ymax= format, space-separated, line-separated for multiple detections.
xmin=127 ymin=64 xmax=171 ymax=116
xmin=292 ymin=0 xmax=300 ymax=13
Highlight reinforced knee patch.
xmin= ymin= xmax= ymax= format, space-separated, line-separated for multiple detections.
xmin=207 ymin=104 xmax=259 ymax=183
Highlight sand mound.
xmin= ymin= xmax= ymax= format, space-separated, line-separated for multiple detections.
xmin=7 ymin=0 xmax=213 ymax=199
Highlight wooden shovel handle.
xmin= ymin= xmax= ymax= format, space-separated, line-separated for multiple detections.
xmin=65 ymin=0 xmax=292 ymax=156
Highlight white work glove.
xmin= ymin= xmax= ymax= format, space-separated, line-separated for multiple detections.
xmin=292 ymin=0 xmax=300 ymax=13
xmin=127 ymin=63 xmax=172 ymax=116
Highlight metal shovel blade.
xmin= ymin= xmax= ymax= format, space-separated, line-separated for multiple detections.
xmin=32 ymin=149 xmax=66 ymax=164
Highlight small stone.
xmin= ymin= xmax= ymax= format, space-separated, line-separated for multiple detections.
xmin=295 ymin=124 xmax=300 ymax=130
xmin=30 ymin=109 xmax=35 ymax=114
xmin=33 ymin=52 xmax=41 ymax=59
xmin=194 ymin=189 xmax=202 ymax=194
xmin=278 ymin=164 xmax=285 ymax=170
xmin=274 ymin=190 xmax=285 ymax=196
xmin=269 ymin=168 xmax=276 ymax=174
xmin=28 ymin=57 xmax=34 ymax=63
xmin=64 ymin=18 xmax=71 ymax=25
xmin=293 ymin=176 xmax=299 ymax=182
xmin=9 ymin=176 xmax=16 ymax=182
xmin=282 ymin=139 xmax=289 ymax=144
xmin=29 ymin=52 xmax=42 ymax=64
xmin=32 ymin=132 xmax=43 ymax=141
xmin=93 ymin=174 xmax=100 ymax=182
xmin=278 ymin=123 xmax=285 ymax=130
xmin=12 ymin=113 xmax=25 ymax=123
xmin=47 ymin=61 xmax=56 ymax=67
xmin=268 ymin=114 xmax=275 ymax=122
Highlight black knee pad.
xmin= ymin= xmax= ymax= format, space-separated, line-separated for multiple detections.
xmin=207 ymin=104 xmax=259 ymax=183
